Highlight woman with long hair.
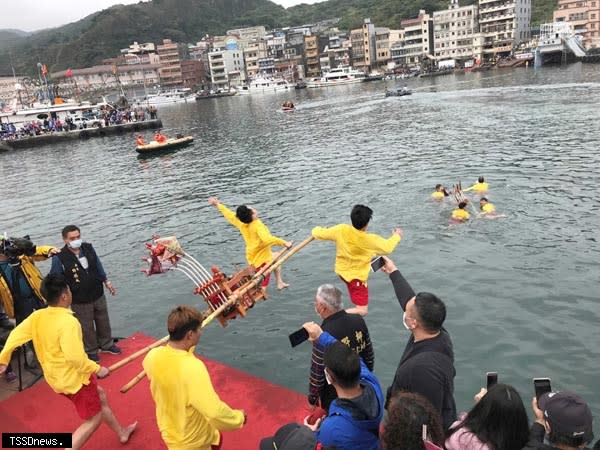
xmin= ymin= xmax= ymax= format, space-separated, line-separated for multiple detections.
xmin=445 ymin=383 xmax=529 ymax=450
xmin=381 ymin=392 xmax=445 ymax=450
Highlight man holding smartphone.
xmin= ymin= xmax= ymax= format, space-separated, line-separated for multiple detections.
xmin=381 ymin=256 xmax=457 ymax=430
xmin=312 ymin=204 xmax=403 ymax=316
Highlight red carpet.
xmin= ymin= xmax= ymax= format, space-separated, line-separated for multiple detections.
xmin=0 ymin=333 xmax=312 ymax=449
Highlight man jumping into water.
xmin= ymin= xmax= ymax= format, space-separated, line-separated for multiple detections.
xmin=208 ymin=197 xmax=292 ymax=293
xmin=312 ymin=204 xmax=402 ymax=316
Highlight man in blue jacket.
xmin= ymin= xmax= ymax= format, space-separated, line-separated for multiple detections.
xmin=302 ymin=321 xmax=383 ymax=450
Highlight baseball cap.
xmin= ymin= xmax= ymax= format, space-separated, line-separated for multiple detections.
xmin=538 ymin=391 xmax=594 ymax=441
xmin=260 ymin=423 xmax=316 ymax=450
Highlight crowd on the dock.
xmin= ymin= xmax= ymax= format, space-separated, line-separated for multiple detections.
xmin=0 ymin=193 xmax=598 ymax=450
xmin=0 ymin=105 xmax=158 ymax=141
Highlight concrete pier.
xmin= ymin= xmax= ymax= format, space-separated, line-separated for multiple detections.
xmin=1 ymin=119 xmax=162 ymax=150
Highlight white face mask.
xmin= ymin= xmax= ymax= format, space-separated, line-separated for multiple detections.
xmin=403 ymin=311 xmax=412 ymax=330
xmin=324 ymin=369 xmax=333 ymax=385
xmin=69 ymin=239 xmax=82 ymax=249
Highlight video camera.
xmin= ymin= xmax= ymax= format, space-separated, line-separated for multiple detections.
xmin=0 ymin=234 xmax=37 ymax=263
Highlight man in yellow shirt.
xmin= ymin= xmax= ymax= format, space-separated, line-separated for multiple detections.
xmin=451 ymin=201 xmax=471 ymax=222
xmin=479 ymin=197 xmax=496 ymax=216
xmin=431 ymin=184 xmax=449 ymax=200
xmin=143 ymin=305 xmax=246 ymax=450
xmin=0 ymin=274 xmax=136 ymax=450
xmin=312 ymin=204 xmax=403 ymax=316
xmin=463 ymin=176 xmax=489 ymax=193
xmin=208 ymin=197 xmax=292 ymax=292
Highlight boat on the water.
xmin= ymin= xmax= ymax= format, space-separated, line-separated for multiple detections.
xmin=137 ymin=89 xmax=196 ymax=106
xmin=385 ymin=87 xmax=412 ymax=97
xmin=306 ymin=65 xmax=366 ymax=88
xmin=236 ymin=77 xmax=292 ymax=94
xmin=135 ymin=135 xmax=193 ymax=153
xmin=195 ymin=89 xmax=237 ymax=100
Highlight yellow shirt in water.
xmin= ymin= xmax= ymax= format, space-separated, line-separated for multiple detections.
xmin=143 ymin=345 xmax=245 ymax=450
xmin=0 ymin=307 xmax=99 ymax=394
xmin=481 ymin=203 xmax=496 ymax=214
xmin=312 ymin=224 xmax=401 ymax=283
xmin=464 ymin=182 xmax=489 ymax=193
xmin=217 ymin=203 xmax=287 ymax=267
xmin=452 ymin=209 xmax=471 ymax=221
xmin=431 ymin=191 xmax=445 ymax=199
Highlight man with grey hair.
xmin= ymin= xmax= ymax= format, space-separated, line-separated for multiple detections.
xmin=307 ymin=284 xmax=374 ymax=412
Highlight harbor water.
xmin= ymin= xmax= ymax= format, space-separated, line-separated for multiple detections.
xmin=1 ymin=63 xmax=599 ymax=424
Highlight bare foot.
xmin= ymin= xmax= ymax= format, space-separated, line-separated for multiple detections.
xmin=277 ymin=282 xmax=289 ymax=290
xmin=261 ymin=287 xmax=269 ymax=300
xmin=120 ymin=422 xmax=137 ymax=444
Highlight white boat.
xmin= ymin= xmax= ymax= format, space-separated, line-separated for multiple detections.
xmin=306 ymin=65 xmax=366 ymax=88
xmin=236 ymin=77 xmax=292 ymax=94
xmin=138 ymin=89 xmax=196 ymax=106
xmin=0 ymin=99 xmax=108 ymax=126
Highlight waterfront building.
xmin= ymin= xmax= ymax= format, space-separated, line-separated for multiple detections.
xmin=51 ymin=64 xmax=160 ymax=91
xmin=208 ymin=48 xmax=245 ymax=90
xmin=374 ymin=27 xmax=391 ymax=71
xmin=243 ymin=41 xmax=268 ymax=78
xmin=396 ymin=11 xmax=434 ymax=68
xmin=553 ymin=0 xmax=600 ymax=48
xmin=157 ymin=39 xmax=183 ymax=87
xmin=351 ymin=18 xmax=376 ymax=71
xmin=433 ymin=0 xmax=481 ymax=65
xmin=304 ymin=34 xmax=321 ymax=78
xmin=478 ymin=0 xmax=531 ymax=60
xmin=181 ymin=60 xmax=206 ymax=89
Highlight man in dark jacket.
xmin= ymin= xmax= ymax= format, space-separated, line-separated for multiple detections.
xmin=524 ymin=391 xmax=594 ymax=450
xmin=382 ymin=256 xmax=456 ymax=430
xmin=303 ymin=321 xmax=383 ymax=450
xmin=308 ymin=284 xmax=375 ymax=411
xmin=50 ymin=225 xmax=120 ymax=362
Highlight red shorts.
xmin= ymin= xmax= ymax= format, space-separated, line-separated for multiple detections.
xmin=63 ymin=376 xmax=102 ymax=420
xmin=342 ymin=278 xmax=369 ymax=306
xmin=255 ymin=263 xmax=271 ymax=288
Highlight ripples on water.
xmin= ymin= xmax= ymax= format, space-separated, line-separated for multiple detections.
xmin=2 ymin=64 xmax=599 ymax=421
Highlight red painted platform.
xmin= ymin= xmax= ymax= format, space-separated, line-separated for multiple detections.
xmin=0 ymin=333 xmax=311 ymax=449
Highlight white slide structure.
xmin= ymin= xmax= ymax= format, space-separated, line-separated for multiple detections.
xmin=564 ymin=36 xmax=587 ymax=57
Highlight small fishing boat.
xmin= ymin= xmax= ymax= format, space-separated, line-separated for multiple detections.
xmin=135 ymin=135 xmax=193 ymax=153
xmin=385 ymin=87 xmax=412 ymax=97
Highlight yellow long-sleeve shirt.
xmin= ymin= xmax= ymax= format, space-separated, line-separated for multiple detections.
xmin=312 ymin=224 xmax=401 ymax=283
xmin=143 ymin=345 xmax=245 ymax=450
xmin=0 ymin=306 xmax=99 ymax=394
xmin=217 ymin=203 xmax=286 ymax=267
xmin=464 ymin=182 xmax=489 ymax=193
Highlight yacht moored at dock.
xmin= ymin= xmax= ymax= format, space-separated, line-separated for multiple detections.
xmin=306 ymin=65 xmax=366 ymax=88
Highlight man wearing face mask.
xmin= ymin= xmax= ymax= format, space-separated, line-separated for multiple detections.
xmin=381 ymin=256 xmax=457 ymax=430
xmin=50 ymin=225 xmax=120 ymax=362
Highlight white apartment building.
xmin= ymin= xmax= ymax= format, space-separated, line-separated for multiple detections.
xmin=433 ymin=0 xmax=481 ymax=64
xmin=226 ymin=26 xmax=267 ymax=42
xmin=208 ymin=49 xmax=246 ymax=89
xmin=398 ymin=11 xmax=434 ymax=67
xmin=478 ymin=0 xmax=531 ymax=59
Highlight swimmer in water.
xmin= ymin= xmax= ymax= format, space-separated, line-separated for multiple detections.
xmin=463 ymin=176 xmax=488 ymax=193
xmin=451 ymin=200 xmax=471 ymax=222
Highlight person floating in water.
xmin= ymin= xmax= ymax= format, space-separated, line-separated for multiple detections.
xmin=463 ymin=176 xmax=488 ymax=193
xmin=136 ymin=134 xmax=146 ymax=146
xmin=431 ymin=184 xmax=450 ymax=200
xmin=479 ymin=197 xmax=496 ymax=216
xmin=282 ymin=101 xmax=295 ymax=109
xmin=208 ymin=197 xmax=292 ymax=293
xmin=451 ymin=201 xmax=471 ymax=222
xmin=154 ymin=130 xmax=167 ymax=143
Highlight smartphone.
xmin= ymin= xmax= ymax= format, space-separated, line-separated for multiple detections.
xmin=486 ymin=372 xmax=498 ymax=389
xmin=370 ymin=256 xmax=385 ymax=272
xmin=288 ymin=327 xmax=309 ymax=347
xmin=533 ymin=378 xmax=552 ymax=400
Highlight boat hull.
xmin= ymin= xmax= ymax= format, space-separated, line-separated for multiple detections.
xmin=136 ymin=136 xmax=193 ymax=153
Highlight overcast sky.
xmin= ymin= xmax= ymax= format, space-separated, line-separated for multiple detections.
xmin=0 ymin=0 xmax=321 ymax=32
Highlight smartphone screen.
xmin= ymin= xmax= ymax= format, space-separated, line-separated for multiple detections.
xmin=486 ymin=372 xmax=498 ymax=389
xmin=533 ymin=378 xmax=552 ymax=400
xmin=370 ymin=256 xmax=385 ymax=272
xmin=288 ymin=327 xmax=309 ymax=347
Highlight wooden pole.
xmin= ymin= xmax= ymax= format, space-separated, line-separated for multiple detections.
xmin=118 ymin=236 xmax=315 ymax=393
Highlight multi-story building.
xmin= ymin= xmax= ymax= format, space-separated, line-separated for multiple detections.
xmin=243 ymin=41 xmax=268 ymax=78
xmin=157 ymin=39 xmax=183 ymax=87
xmin=207 ymin=49 xmax=245 ymax=89
xmin=181 ymin=60 xmax=206 ymax=88
xmin=397 ymin=11 xmax=434 ymax=68
xmin=374 ymin=27 xmax=391 ymax=70
xmin=433 ymin=0 xmax=481 ymax=64
xmin=226 ymin=26 xmax=267 ymax=42
xmin=478 ymin=0 xmax=531 ymax=59
xmin=553 ymin=0 xmax=600 ymax=48
xmin=51 ymin=64 xmax=160 ymax=90
xmin=304 ymin=35 xmax=321 ymax=78
xmin=351 ymin=18 xmax=376 ymax=71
